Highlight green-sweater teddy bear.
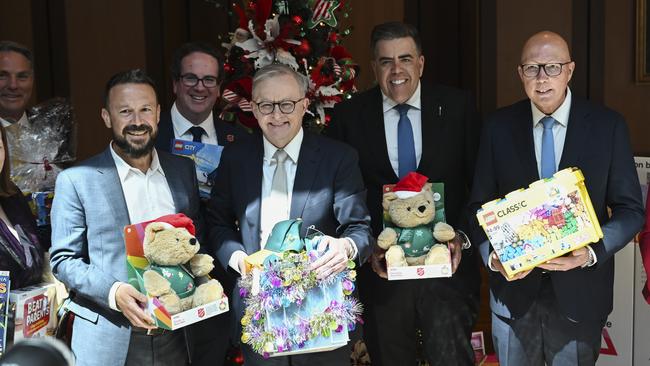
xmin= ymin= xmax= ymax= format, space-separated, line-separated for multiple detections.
xmin=377 ymin=172 xmax=455 ymax=267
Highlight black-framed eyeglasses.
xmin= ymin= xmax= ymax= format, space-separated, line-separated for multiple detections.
xmin=179 ymin=73 xmax=219 ymax=88
xmin=519 ymin=62 xmax=573 ymax=77
xmin=253 ymin=98 xmax=306 ymax=115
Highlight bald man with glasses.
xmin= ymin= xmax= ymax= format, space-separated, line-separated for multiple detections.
xmin=468 ymin=31 xmax=643 ymax=365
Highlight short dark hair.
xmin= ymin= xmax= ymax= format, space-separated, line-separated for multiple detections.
xmin=103 ymin=69 xmax=157 ymax=107
xmin=170 ymin=42 xmax=224 ymax=83
xmin=0 ymin=41 xmax=33 ymax=70
xmin=370 ymin=22 xmax=422 ymax=57
xmin=0 ymin=125 xmax=19 ymax=197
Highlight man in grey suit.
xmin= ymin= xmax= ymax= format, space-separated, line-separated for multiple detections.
xmin=207 ymin=63 xmax=373 ymax=366
xmin=50 ymin=69 xmax=202 ymax=366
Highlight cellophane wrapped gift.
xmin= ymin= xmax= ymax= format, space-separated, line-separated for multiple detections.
xmin=239 ymin=219 xmax=362 ymax=357
xmin=476 ymin=168 xmax=603 ymax=278
xmin=6 ymin=98 xmax=76 ymax=193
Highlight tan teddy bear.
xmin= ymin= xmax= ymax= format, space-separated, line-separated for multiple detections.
xmin=142 ymin=215 xmax=223 ymax=314
xmin=377 ymin=172 xmax=455 ymax=267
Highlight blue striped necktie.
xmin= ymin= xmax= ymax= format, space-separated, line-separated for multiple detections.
xmin=395 ymin=104 xmax=416 ymax=178
xmin=540 ymin=116 xmax=556 ymax=179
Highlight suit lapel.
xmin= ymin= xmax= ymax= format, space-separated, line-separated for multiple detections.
xmin=558 ymin=98 xmax=588 ymax=170
xmin=158 ymin=152 xmax=189 ymax=212
xmin=290 ymin=132 xmax=321 ymax=219
xmin=365 ymin=87 xmax=398 ymax=181
xmin=419 ymin=84 xmax=444 ymax=175
xmin=510 ymin=102 xmax=539 ymax=182
xmin=96 ymin=148 xmax=131 ymax=225
xmin=245 ymin=136 xmax=264 ymax=247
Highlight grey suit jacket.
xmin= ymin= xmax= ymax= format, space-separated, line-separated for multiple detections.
xmin=206 ymin=131 xmax=373 ymax=315
xmin=49 ymin=147 xmax=201 ymax=366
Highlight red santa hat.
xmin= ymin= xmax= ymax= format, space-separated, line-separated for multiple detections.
xmin=144 ymin=213 xmax=196 ymax=235
xmin=393 ymin=172 xmax=429 ymax=199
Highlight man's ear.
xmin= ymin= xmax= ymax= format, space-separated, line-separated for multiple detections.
xmin=155 ymin=104 xmax=161 ymax=125
xmin=101 ymin=108 xmax=111 ymax=129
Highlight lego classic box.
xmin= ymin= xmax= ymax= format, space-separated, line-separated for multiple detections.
xmin=476 ymin=168 xmax=603 ymax=278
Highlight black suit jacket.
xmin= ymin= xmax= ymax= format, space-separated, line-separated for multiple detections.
xmin=155 ymin=109 xmax=248 ymax=152
xmin=207 ymin=130 xmax=374 ymax=315
xmin=326 ymin=83 xmax=482 ymax=296
xmin=468 ymin=96 xmax=644 ymax=322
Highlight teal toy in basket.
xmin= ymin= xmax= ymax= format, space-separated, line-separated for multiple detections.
xmin=239 ymin=219 xmax=361 ymax=357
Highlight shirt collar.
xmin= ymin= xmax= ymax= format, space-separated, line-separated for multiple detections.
xmin=171 ymin=102 xmax=215 ymax=139
xmin=531 ymin=87 xmax=571 ymax=127
xmin=381 ymin=81 xmax=422 ymax=113
xmin=0 ymin=112 xmax=28 ymax=128
xmin=109 ymin=143 xmax=165 ymax=182
xmin=263 ymin=127 xmax=303 ymax=164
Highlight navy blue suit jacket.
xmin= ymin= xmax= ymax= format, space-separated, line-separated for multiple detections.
xmin=155 ymin=109 xmax=248 ymax=152
xmin=207 ymin=131 xmax=373 ymax=315
xmin=468 ymin=96 xmax=644 ymax=322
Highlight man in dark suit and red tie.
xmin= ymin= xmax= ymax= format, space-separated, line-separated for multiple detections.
xmin=326 ymin=21 xmax=481 ymax=366
xmin=468 ymin=31 xmax=644 ymax=365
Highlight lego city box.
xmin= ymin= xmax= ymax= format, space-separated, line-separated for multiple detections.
xmin=124 ymin=216 xmax=228 ymax=331
xmin=170 ymin=139 xmax=223 ymax=199
xmin=7 ymin=282 xmax=58 ymax=344
xmin=476 ymin=168 xmax=603 ymax=278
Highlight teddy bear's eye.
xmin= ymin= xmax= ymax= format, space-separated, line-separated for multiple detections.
xmin=407 ymin=207 xmax=411 ymax=212
xmin=427 ymin=200 xmax=431 ymax=204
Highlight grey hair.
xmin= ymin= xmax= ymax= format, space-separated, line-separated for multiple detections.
xmin=0 ymin=41 xmax=33 ymax=69
xmin=252 ymin=63 xmax=309 ymax=98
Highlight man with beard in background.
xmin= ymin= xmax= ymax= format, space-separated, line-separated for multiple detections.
xmin=50 ymin=69 xmax=202 ymax=366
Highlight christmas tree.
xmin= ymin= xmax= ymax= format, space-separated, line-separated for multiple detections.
xmin=220 ymin=0 xmax=359 ymax=132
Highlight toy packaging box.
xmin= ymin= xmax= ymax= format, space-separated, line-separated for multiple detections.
xmin=170 ymin=139 xmax=223 ymax=199
xmin=476 ymin=168 xmax=603 ymax=278
xmin=23 ymin=191 xmax=55 ymax=226
xmin=124 ymin=221 xmax=228 ymax=330
xmin=7 ymin=282 xmax=57 ymax=345
xmin=0 ymin=271 xmax=9 ymax=356
xmin=383 ymin=182 xmax=452 ymax=280
xmin=239 ymin=220 xmax=361 ymax=357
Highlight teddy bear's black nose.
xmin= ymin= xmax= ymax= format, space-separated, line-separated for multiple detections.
xmin=418 ymin=205 xmax=426 ymax=213
xmin=189 ymin=238 xmax=197 ymax=245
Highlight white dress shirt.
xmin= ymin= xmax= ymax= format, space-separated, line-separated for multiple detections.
xmin=107 ymin=144 xmax=176 ymax=310
xmin=171 ymin=102 xmax=219 ymax=145
xmin=382 ymin=82 xmax=423 ymax=177
xmin=227 ymin=129 xmax=303 ymax=272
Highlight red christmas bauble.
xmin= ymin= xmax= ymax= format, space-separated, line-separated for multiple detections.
xmin=328 ymin=32 xmax=339 ymax=43
xmin=294 ymin=39 xmax=311 ymax=57
xmin=224 ymin=63 xmax=233 ymax=73
xmin=292 ymin=15 xmax=303 ymax=25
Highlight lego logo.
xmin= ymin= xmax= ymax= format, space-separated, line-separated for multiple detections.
xmin=174 ymin=141 xmax=184 ymax=150
xmin=483 ymin=212 xmax=497 ymax=226
xmin=416 ymin=267 xmax=424 ymax=276
xmin=197 ymin=308 xmax=205 ymax=318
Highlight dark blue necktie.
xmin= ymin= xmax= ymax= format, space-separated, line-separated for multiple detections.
xmin=395 ymin=104 xmax=417 ymax=178
xmin=540 ymin=116 xmax=556 ymax=179
xmin=189 ymin=126 xmax=206 ymax=143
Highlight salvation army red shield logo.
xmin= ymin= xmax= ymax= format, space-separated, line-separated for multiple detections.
xmin=416 ymin=267 xmax=425 ymax=276
xmin=197 ymin=308 xmax=206 ymax=318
